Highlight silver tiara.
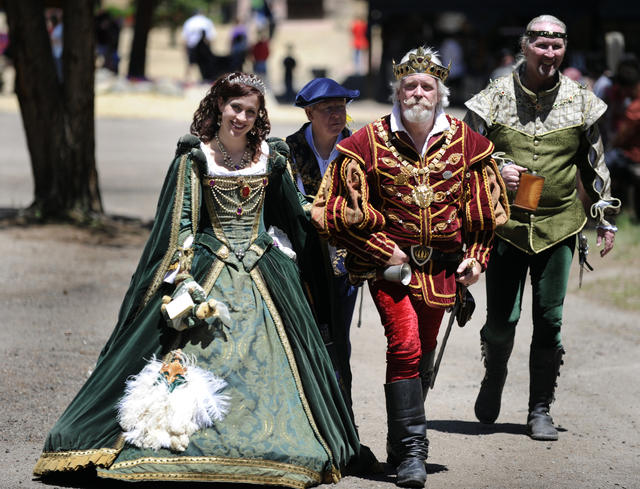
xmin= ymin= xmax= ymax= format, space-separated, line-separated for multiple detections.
xmin=225 ymin=73 xmax=266 ymax=95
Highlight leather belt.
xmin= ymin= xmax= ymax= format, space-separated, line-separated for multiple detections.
xmin=404 ymin=245 xmax=463 ymax=266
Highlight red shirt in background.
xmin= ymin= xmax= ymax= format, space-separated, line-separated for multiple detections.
xmin=617 ymin=98 xmax=640 ymax=163
xmin=351 ymin=19 xmax=369 ymax=51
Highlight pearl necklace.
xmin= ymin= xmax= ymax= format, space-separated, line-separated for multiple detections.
xmin=214 ymin=132 xmax=251 ymax=170
xmin=207 ymin=175 xmax=268 ymax=217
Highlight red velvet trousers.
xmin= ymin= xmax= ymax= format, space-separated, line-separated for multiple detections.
xmin=369 ymin=280 xmax=445 ymax=383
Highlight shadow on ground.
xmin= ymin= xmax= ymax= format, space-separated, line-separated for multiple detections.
xmin=429 ymin=419 xmax=568 ymax=437
xmin=429 ymin=419 xmax=525 ymax=436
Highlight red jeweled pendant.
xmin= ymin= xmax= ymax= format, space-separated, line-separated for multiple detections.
xmin=241 ymin=184 xmax=251 ymax=199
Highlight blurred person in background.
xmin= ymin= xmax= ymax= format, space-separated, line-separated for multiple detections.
xmin=182 ymin=10 xmax=216 ymax=84
xmin=604 ymin=61 xmax=640 ymax=216
xmin=350 ymin=15 xmax=369 ymax=75
xmin=229 ymin=17 xmax=248 ymax=72
xmin=282 ymin=43 xmax=297 ymax=101
xmin=48 ymin=12 xmax=63 ymax=81
xmin=250 ymin=29 xmax=270 ymax=83
xmin=95 ymin=9 xmax=121 ymax=75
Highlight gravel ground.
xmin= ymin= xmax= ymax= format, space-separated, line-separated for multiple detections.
xmin=1 ymin=110 xmax=639 ymax=489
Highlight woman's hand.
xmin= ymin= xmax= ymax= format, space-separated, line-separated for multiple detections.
xmin=456 ymin=258 xmax=481 ymax=286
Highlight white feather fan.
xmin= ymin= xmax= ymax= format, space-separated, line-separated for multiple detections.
xmin=117 ymin=353 xmax=230 ymax=452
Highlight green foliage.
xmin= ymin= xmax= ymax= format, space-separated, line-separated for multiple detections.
xmin=154 ymin=0 xmax=218 ymax=29
xmin=98 ymin=4 xmax=135 ymax=20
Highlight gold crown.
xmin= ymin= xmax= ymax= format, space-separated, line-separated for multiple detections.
xmin=392 ymin=47 xmax=451 ymax=83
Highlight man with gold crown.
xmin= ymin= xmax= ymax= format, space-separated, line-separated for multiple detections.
xmin=311 ymin=46 xmax=508 ymax=487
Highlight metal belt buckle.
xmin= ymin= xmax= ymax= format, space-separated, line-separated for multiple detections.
xmin=410 ymin=245 xmax=433 ymax=266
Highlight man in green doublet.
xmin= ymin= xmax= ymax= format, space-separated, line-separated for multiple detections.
xmin=464 ymin=15 xmax=620 ymax=441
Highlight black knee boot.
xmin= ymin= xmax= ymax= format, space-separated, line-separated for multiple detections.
xmin=527 ymin=347 xmax=564 ymax=441
xmin=385 ymin=378 xmax=428 ymax=488
xmin=474 ymin=338 xmax=514 ymax=424
xmin=418 ymin=349 xmax=436 ymax=403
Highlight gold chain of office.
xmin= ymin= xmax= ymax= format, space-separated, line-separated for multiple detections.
xmin=374 ymin=118 xmax=457 ymax=208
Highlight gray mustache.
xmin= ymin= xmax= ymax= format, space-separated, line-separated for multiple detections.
xmin=403 ymin=96 xmax=434 ymax=109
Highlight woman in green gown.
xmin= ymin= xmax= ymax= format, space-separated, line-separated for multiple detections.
xmin=33 ymin=72 xmax=362 ymax=488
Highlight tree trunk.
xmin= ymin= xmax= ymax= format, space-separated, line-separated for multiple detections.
xmin=127 ymin=0 xmax=157 ymax=80
xmin=4 ymin=1 xmax=65 ymax=214
xmin=4 ymin=0 xmax=102 ymax=220
xmin=61 ymin=0 xmax=102 ymax=216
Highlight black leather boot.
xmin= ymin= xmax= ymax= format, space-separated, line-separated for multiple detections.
xmin=527 ymin=347 xmax=564 ymax=441
xmin=474 ymin=338 xmax=514 ymax=424
xmin=385 ymin=378 xmax=428 ymax=488
xmin=418 ymin=349 xmax=436 ymax=403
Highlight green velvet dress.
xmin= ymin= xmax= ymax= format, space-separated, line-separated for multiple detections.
xmin=33 ymin=135 xmax=360 ymax=488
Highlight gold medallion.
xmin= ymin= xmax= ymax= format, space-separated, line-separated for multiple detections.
xmin=411 ymin=184 xmax=434 ymax=208
xmin=394 ymin=173 xmax=409 ymax=185
xmin=446 ymin=153 xmax=462 ymax=165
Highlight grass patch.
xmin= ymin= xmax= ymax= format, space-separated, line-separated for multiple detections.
xmin=581 ymin=275 xmax=640 ymax=311
xmin=578 ymin=214 xmax=640 ymax=311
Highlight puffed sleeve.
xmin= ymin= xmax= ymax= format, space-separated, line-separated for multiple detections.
xmin=575 ymin=96 xmax=621 ymax=229
xmin=461 ymin=123 xmax=509 ymax=269
xmin=311 ymin=131 xmax=396 ymax=267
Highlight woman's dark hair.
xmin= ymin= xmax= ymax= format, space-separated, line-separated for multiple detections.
xmin=190 ymin=72 xmax=270 ymax=162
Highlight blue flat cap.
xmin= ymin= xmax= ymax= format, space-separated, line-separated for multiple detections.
xmin=294 ymin=78 xmax=360 ymax=107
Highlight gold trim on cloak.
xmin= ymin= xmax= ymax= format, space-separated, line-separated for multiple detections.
xmin=141 ymin=154 xmax=190 ymax=308
xmin=98 ymin=454 xmax=323 ymax=487
xmin=33 ymin=437 xmax=125 ymax=476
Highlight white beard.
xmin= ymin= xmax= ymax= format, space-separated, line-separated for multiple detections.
xmin=403 ymin=105 xmax=434 ymax=123
xmin=402 ymin=96 xmax=435 ymax=123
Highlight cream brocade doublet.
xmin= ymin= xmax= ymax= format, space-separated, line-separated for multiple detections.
xmin=465 ymin=69 xmax=620 ymax=254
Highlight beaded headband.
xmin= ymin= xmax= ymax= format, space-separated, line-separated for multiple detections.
xmin=224 ymin=73 xmax=266 ymax=95
xmin=526 ymin=30 xmax=567 ymax=40
xmin=392 ymin=47 xmax=451 ymax=83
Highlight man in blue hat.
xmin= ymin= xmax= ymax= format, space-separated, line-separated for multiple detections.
xmin=288 ymin=77 xmax=360 ymax=195
xmin=285 ymin=77 xmax=360 ymax=409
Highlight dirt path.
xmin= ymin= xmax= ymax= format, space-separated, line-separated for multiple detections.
xmin=1 ymin=10 xmax=639 ymax=478
xmin=1 ymin=217 xmax=638 ymax=489
xmin=1 ymin=109 xmax=639 ymax=488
